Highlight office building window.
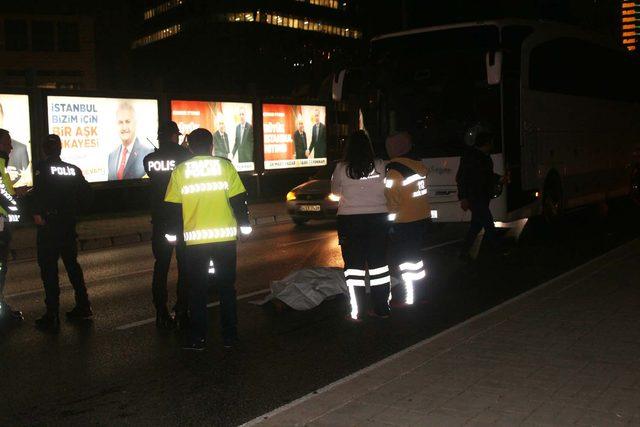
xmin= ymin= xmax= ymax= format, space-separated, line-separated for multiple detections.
xmin=230 ymin=12 xmax=360 ymax=39
xmin=296 ymin=0 xmax=342 ymax=10
xmin=132 ymin=24 xmax=182 ymax=48
xmin=32 ymin=20 xmax=55 ymax=52
xmin=57 ymin=22 xmax=80 ymax=51
xmin=4 ymin=19 xmax=29 ymax=51
xmin=144 ymin=0 xmax=184 ymax=20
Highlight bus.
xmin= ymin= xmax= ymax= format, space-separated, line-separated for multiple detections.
xmin=335 ymin=20 xmax=640 ymax=223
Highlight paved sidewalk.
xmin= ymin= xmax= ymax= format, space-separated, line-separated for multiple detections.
xmin=8 ymin=201 xmax=288 ymax=260
xmin=247 ymin=239 xmax=640 ymax=426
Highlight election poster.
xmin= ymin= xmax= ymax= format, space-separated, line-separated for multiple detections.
xmin=47 ymin=96 xmax=158 ymax=183
xmin=171 ymin=100 xmax=255 ymax=172
xmin=263 ymin=103 xmax=327 ymax=170
xmin=0 ymin=94 xmax=32 ymax=187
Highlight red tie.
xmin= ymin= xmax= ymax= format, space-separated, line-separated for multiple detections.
xmin=117 ymin=147 xmax=128 ymax=180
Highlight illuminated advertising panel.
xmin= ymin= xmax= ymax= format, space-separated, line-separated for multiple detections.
xmin=0 ymin=94 xmax=32 ymax=186
xmin=263 ymin=103 xmax=327 ymax=170
xmin=171 ymin=100 xmax=255 ymax=172
xmin=622 ymin=1 xmax=640 ymax=51
xmin=47 ymin=96 xmax=158 ymax=183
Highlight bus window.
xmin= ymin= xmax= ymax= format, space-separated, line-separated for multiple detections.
xmin=370 ymin=26 xmax=502 ymax=158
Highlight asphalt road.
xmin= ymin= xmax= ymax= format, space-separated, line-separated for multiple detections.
xmin=1 ymin=201 xmax=639 ymax=426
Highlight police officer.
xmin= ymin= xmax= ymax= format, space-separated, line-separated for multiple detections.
xmin=143 ymin=121 xmax=191 ymax=329
xmin=33 ymin=135 xmax=93 ymax=331
xmin=165 ymin=128 xmax=251 ymax=351
xmin=0 ymin=128 xmax=23 ymax=325
xmin=384 ymin=132 xmax=430 ymax=306
xmin=456 ymin=127 xmax=505 ymax=262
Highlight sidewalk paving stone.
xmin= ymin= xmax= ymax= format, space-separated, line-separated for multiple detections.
xmin=247 ymin=239 xmax=640 ymax=426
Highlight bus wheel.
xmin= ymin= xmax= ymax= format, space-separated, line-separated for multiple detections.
xmin=631 ymin=166 xmax=640 ymax=206
xmin=542 ymin=177 xmax=563 ymax=223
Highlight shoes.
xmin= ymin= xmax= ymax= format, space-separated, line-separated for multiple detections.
xmin=182 ymin=338 xmax=206 ymax=351
xmin=175 ymin=312 xmax=190 ymax=330
xmin=223 ymin=336 xmax=239 ymax=349
xmin=155 ymin=310 xmax=176 ymax=330
xmin=66 ymin=306 xmax=93 ymax=321
xmin=368 ymin=310 xmax=390 ymax=319
xmin=35 ymin=311 xmax=60 ymax=332
xmin=0 ymin=301 xmax=24 ymax=323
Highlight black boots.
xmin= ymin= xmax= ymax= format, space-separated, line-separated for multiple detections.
xmin=155 ymin=310 xmax=176 ymax=330
xmin=35 ymin=311 xmax=60 ymax=332
xmin=66 ymin=305 xmax=93 ymax=320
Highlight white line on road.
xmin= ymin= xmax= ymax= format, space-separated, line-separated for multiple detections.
xmin=4 ymin=268 xmax=154 ymax=299
xmin=115 ymin=288 xmax=271 ymax=331
xmin=278 ymin=235 xmax=333 ymax=247
xmin=422 ymin=238 xmax=463 ymax=252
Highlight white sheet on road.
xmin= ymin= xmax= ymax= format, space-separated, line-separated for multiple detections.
xmin=251 ymin=267 xmax=401 ymax=311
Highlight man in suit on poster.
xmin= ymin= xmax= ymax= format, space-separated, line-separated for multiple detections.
xmin=213 ymin=119 xmax=231 ymax=159
xmin=108 ymin=101 xmax=154 ymax=180
xmin=307 ymin=109 xmax=326 ymax=159
xmin=231 ymin=108 xmax=254 ymax=163
xmin=293 ymin=119 xmax=307 ymax=160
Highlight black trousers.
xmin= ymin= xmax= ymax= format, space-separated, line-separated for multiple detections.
xmin=461 ymin=200 xmax=497 ymax=255
xmin=185 ymin=241 xmax=237 ymax=342
xmin=389 ymin=219 xmax=428 ymax=304
xmin=0 ymin=226 xmax=11 ymax=300
xmin=37 ymin=221 xmax=89 ymax=311
xmin=151 ymin=223 xmax=188 ymax=314
xmin=337 ymin=213 xmax=391 ymax=318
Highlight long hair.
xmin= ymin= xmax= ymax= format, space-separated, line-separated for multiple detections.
xmin=343 ymin=130 xmax=376 ymax=179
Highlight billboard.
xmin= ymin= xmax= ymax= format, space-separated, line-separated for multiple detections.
xmin=171 ymin=100 xmax=255 ymax=172
xmin=263 ymin=103 xmax=327 ymax=170
xmin=47 ymin=96 xmax=158 ymax=183
xmin=0 ymin=94 xmax=32 ymax=187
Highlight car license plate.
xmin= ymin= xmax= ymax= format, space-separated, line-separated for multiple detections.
xmin=299 ymin=205 xmax=321 ymax=212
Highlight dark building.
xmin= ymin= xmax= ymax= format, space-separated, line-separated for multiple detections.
xmin=0 ymin=2 xmax=96 ymax=90
xmin=130 ymin=0 xmax=364 ymax=98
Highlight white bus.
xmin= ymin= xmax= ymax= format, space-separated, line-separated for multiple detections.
xmin=336 ymin=20 xmax=640 ymax=223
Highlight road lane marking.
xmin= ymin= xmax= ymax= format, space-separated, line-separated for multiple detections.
xmin=278 ymin=235 xmax=334 ymax=247
xmin=115 ymin=288 xmax=271 ymax=331
xmin=240 ymin=239 xmax=638 ymax=426
xmin=4 ymin=268 xmax=154 ymax=299
xmin=422 ymin=238 xmax=463 ymax=252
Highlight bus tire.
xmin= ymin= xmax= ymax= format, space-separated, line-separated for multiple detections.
xmin=631 ymin=165 xmax=640 ymax=206
xmin=542 ymin=174 xmax=563 ymax=223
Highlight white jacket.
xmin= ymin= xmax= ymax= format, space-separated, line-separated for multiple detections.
xmin=331 ymin=159 xmax=388 ymax=215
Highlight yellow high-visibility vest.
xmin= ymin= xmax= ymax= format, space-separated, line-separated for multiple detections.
xmin=165 ymin=155 xmax=246 ymax=245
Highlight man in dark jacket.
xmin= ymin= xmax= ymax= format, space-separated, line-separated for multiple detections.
xmin=456 ymin=131 xmax=504 ymax=261
xmin=143 ymin=121 xmax=192 ymax=329
xmin=33 ymin=135 xmax=93 ymax=331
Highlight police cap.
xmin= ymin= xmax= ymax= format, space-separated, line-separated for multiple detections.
xmin=158 ymin=121 xmax=182 ymax=139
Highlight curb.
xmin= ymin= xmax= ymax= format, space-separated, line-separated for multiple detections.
xmin=9 ymin=214 xmax=292 ymax=262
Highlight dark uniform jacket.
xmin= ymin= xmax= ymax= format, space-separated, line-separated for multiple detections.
xmin=456 ymin=148 xmax=498 ymax=203
xmin=143 ymin=144 xmax=191 ymax=231
xmin=32 ymin=156 xmax=92 ymax=232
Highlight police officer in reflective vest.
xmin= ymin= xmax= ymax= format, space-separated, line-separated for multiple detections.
xmin=0 ymin=128 xmax=23 ymax=325
xmin=143 ymin=121 xmax=191 ymax=329
xmin=165 ymin=128 xmax=251 ymax=351
xmin=384 ymin=132 xmax=430 ymax=306
xmin=33 ymin=135 xmax=93 ymax=331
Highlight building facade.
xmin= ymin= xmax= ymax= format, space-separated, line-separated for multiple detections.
xmin=131 ymin=0 xmax=364 ymax=98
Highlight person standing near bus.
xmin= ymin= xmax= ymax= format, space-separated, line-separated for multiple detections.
xmin=331 ymin=130 xmax=391 ymax=320
xmin=384 ymin=132 xmax=429 ymax=306
xmin=143 ymin=121 xmax=192 ymax=329
xmin=165 ymin=128 xmax=251 ymax=351
xmin=456 ymin=130 xmax=504 ymax=261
